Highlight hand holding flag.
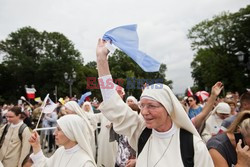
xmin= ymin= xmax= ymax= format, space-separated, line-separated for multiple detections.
xmin=103 ymin=24 xmax=161 ymax=72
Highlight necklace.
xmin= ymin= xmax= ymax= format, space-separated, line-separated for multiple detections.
xmin=147 ymin=134 xmax=174 ymax=167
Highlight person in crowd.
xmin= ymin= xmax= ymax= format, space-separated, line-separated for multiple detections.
xmin=191 ymin=82 xmax=224 ymax=131
xmin=201 ymin=102 xmax=231 ymax=143
xmin=95 ymin=39 xmax=214 ymax=167
xmin=31 ymin=102 xmax=43 ymax=129
xmin=224 ymin=99 xmax=237 ymax=115
xmin=126 ymin=96 xmax=138 ymax=106
xmin=187 ymin=95 xmax=203 ymax=119
xmin=92 ymin=98 xmax=101 ymax=114
xmin=0 ymin=106 xmax=31 ymax=167
xmin=82 ymin=101 xmax=95 ymax=114
xmin=29 ymin=114 xmax=97 ymax=167
xmin=64 ymin=100 xmax=96 ymax=159
xmin=114 ymin=96 xmax=138 ymax=167
xmin=207 ymin=110 xmax=250 ymax=167
xmin=44 ymin=110 xmax=58 ymax=153
xmin=220 ymin=91 xmax=250 ymax=132
xmin=21 ymin=153 xmax=33 ymax=167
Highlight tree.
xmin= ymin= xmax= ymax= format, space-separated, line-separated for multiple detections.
xmin=188 ymin=5 xmax=250 ymax=93
xmin=0 ymin=27 xmax=83 ymax=103
xmin=107 ymin=50 xmax=172 ymax=99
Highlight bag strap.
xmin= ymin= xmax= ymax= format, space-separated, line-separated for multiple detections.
xmin=180 ymin=128 xmax=194 ymax=167
xmin=0 ymin=124 xmax=10 ymax=148
xmin=137 ymin=127 xmax=152 ymax=156
xmin=137 ymin=127 xmax=194 ymax=167
xmin=18 ymin=123 xmax=28 ymax=142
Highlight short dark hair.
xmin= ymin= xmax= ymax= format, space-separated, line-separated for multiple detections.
xmin=9 ymin=106 xmax=22 ymax=116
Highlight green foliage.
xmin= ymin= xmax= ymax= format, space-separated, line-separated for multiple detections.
xmin=108 ymin=50 xmax=172 ymax=99
xmin=188 ymin=5 xmax=250 ymax=93
xmin=0 ymin=27 xmax=171 ymax=104
xmin=0 ymin=27 xmax=83 ymax=103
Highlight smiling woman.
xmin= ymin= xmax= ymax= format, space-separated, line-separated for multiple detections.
xmin=96 ymin=39 xmax=214 ymax=167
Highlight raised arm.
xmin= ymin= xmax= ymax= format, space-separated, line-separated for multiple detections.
xmin=96 ymin=39 xmax=111 ymax=77
xmin=192 ymin=82 xmax=223 ymax=129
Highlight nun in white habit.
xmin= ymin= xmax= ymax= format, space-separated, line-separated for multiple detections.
xmin=64 ymin=101 xmax=96 ymax=157
xmin=95 ymin=39 xmax=214 ymax=167
xmin=65 ymin=101 xmax=118 ymax=167
xmin=29 ymin=115 xmax=97 ymax=167
xmin=81 ymin=101 xmax=95 ymax=114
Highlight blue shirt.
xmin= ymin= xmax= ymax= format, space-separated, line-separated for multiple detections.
xmin=188 ymin=106 xmax=203 ymax=119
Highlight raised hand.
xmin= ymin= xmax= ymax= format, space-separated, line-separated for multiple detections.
xmin=96 ymin=39 xmax=109 ymax=59
xmin=96 ymin=39 xmax=111 ymax=77
xmin=211 ymin=82 xmax=223 ymax=97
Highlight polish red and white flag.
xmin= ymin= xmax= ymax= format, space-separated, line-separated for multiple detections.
xmin=187 ymin=87 xmax=193 ymax=97
xmin=25 ymin=88 xmax=36 ymax=99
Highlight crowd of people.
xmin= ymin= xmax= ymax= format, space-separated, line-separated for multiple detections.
xmin=0 ymin=39 xmax=249 ymax=167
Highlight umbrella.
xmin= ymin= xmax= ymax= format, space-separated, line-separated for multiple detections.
xmin=195 ymin=91 xmax=209 ymax=103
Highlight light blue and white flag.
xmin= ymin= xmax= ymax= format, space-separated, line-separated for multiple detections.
xmin=103 ymin=24 xmax=161 ymax=72
xmin=78 ymin=91 xmax=92 ymax=106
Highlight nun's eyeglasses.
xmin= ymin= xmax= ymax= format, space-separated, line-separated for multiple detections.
xmin=139 ymin=103 xmax=163 ymax=110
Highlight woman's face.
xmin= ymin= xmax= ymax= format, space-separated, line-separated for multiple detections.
xmin=127 ymin=99 xmax=135 ymax=105
xmin=140 ymin=98 xmax=170 ymax=132
xmin=54 ymin=126 xmax=71 ymax=146
xmin=84 ymin=105 xmax=90 ymax=112
xmin=187 ymin=97 xmax=196 ymax=107
xmin=216 ymin=112 xmax=230 ymax=120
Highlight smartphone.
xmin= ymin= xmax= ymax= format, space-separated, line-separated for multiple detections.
xmin=234 ymin=132 xmax=245 ymax=148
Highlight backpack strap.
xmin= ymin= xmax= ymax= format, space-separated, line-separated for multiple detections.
xmin=180 ymin=128 xmax=194 ymax=167
xmin=137 ymin=127 xmax=152 ymax=156
xmin=137 ymin=127 xmax=194 ymax=167
xmin=18 ymin=123 xmax=28 ymax=142
xmin=0 ymin=124 xmax=10 ymax=148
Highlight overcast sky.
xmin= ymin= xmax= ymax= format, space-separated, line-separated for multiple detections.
xmin=0 ymin=0 xmax=249 ymax=94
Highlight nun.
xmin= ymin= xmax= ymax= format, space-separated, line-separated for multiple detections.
xmin=95 ymin=39 xmax=214 ymax=167
xmin=64 ymin=101 xmax=96 ymax=158
xmin=29 ymin=115 xmax=97 ymax=167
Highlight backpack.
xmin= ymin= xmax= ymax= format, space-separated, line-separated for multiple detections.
xmin=138 ymin=128 xmax=194 ymax=167
xmin=0 ymin=123 xmax=28 ymax=148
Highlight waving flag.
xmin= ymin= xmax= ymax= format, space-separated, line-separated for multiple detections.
xmin=103 ymin=24 xmax=161 ymax=72
xmin=78 ymin=92 xmax=92 ymax=106
xmin=187 ymin=87 xmax=193 ymax=97
xmin=25 ymin=88 xmax=36 ymax=99
xmin=41 ymin=94 xmax=57 ymax=114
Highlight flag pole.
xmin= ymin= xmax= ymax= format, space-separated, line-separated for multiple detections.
xmin=35 ymin=108 xmax=44 ymax=129
xmin=35 ymin=94 xmax=49 ymax=129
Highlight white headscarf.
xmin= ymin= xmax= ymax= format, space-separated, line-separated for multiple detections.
xmin=57 ymin=114 xmax=96 ymax=164
xmin=212 ymin=102 xmax=231 ymax=114
xmin=64 ymin=101 xmax=92 ymax=124
xmin=126 ymin=96 xmax=138 ymax=105
xmin=141 ymin=84 xmax=200 ymax=137
xmin=82 ymin=101 xmax=94 ymax=114
xmin=64 ymin=101 xmax=96 ymax=155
